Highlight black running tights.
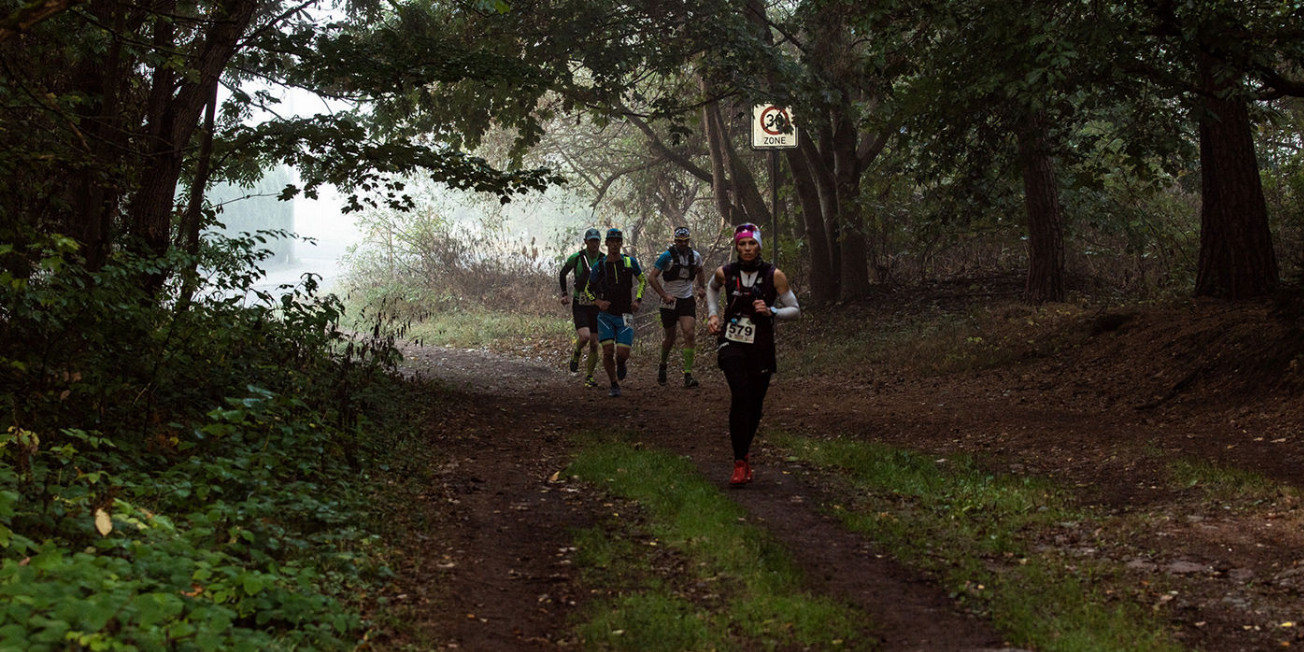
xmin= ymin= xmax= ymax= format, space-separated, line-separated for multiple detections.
xmin=719 ymin=355 xmax=772 ymax=460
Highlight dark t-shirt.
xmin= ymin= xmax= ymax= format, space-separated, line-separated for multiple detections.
xmin=587 ymin=255 xmax=645 ymax=315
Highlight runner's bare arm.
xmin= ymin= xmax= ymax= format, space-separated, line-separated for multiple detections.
xmin=769 ymin=269 xmax=800 ymax=320
xmin=705 ymin=266 xmax=725 ymax=334
xmin=647 ymin=267 xmax=673 ymax=303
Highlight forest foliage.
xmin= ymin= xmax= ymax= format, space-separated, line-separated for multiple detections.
xmin=1 ymin=233 xmax=403 ymax=649
xmin=340 ymin=0 xmax=1304 ymax=311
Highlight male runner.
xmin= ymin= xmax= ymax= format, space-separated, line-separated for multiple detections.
xmin=647 ymin=226 xmax=706 ymax=388
xmin=558 ymin=228 xmax=603 ymax=387
xmin=585 ymin=228 xmax=647 ymax=397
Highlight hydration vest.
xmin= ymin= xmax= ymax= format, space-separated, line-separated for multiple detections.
xmin=721 ymin=261 xmax=777 ymax=318
xmin=662 ymin=246 xmax=700 ymax=282
xmin=717 ymin=261 xmax=779 ymax=366
xmin=571 ymin=250 xmax=597 ymax=292
xmin=586 ymin=254 xmax=643 ymax=314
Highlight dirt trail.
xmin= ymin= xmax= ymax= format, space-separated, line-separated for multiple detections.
xmin=381 ymin=301 xmax=1304 ymax=652
xmin=388 ymin=345 xmax=1018 ymax=650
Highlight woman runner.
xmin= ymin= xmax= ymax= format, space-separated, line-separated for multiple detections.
xmin=705 ymin=223 xmax=801 ymax=485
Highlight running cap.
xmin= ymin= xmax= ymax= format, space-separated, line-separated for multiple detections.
xmin=605 ymin=227 xmax=623 ymax=241
xmin=733 ymin=222 xmax=761 ymax=247
xmin=673 ymin=226 xmax=691 ymax=240
xmin=584 ymin=227 xmax=601 ymax=241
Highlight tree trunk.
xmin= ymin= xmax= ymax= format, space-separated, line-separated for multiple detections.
xmin=700 ymin=87 xmax=770 ymax=237
xmin=1016 ymin=110 xmax=1066 ymax=304
xmin=127 ymin=0 xmax=258 ymax=289
xmin=1193 ymin=55 xmax=1278 ymax=299
xmin=175 ymin=84 xmax=219 ymax=308
xmin=180 ymin=84 xmax=218 ymax=257
xmin=64 ymin=0 xmax=137 ymax=271
xmin=128 ymin=0 xmax=180 ymax=262
xmin=802 ymin=123 xmax=843 ymax=299
xmin=702 ymin=94 xmax=737 ymax=223
xmin=833 ymin=112 xmax=869 ymax=301
xmin=786 ymin=146 xmax=837 ymax=304
xmin=730 ymin=148 xmax=772 ymax=229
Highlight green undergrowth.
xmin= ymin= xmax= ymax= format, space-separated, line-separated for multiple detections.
xmin=565 ymin=434 xmax=875 ymax=651
xmin=774 ymin=433 xmax=1185 ymax=652
xmin=0 ymin=235 xmax=409 ymax=650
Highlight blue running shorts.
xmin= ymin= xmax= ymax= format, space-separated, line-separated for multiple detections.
xmin=597 ymin=311 xmax=634 ymax=347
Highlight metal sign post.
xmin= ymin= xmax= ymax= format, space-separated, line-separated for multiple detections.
xmin=769 ymin=153 xmax=779 ymax=263
xmin=751 ymin=105 xmax=797 ymax=264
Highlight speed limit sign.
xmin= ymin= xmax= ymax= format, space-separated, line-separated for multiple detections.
xmin=752 ymin=105 xmax=798 ymax=149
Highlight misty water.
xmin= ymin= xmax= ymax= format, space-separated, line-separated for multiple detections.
xmin=250 ymin=235 xmax=352 ymax=296
xmin=208 ymin=180 xmax=362 ymax=301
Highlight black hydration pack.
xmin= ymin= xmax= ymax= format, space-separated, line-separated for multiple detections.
xmin=663 ymin=246 xmax=699 ymax=282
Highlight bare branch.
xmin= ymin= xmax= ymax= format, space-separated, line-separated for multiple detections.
xmin=623 ymin=111 xmax=714 ymax=185
xmin=0 ymin=0 xmax=86 ymax=42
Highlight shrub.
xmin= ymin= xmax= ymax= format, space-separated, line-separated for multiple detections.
xmin=0 ymin=231 xmax=402 ymax=648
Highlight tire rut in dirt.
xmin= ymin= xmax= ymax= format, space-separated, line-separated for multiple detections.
xmin=659 ymin=435 xmax=1015 ymax=652
xmin=418 ymin=388 xmax=596 ymax=650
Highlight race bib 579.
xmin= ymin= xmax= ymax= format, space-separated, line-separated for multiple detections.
xmin=725 ymin=317 xmax=756 ymax=344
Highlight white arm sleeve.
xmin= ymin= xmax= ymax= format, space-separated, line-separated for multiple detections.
xmin=706 ymin=274 xmax=723 ymax=316
xmin=771 ymin=289 xmax=800 ymax=321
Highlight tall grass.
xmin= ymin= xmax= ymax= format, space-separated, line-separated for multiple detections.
xmin=340 ymin=203 xmax=570 ymax=355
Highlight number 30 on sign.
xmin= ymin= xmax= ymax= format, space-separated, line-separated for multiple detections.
xmin=752 ymin=105 xmax=798 ymax=149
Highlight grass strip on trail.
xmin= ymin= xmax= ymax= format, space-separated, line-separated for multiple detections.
xmin=1167 ymin=458 xmax=1286 ymax=504
xmin=566 ymin=434 xmax=874 ymax=651
xmin=774 ymin=433 xmax=1185 ymax=652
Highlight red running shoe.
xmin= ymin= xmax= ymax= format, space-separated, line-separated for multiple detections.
xmin=729 ymin=459 xmax=753 ymax=486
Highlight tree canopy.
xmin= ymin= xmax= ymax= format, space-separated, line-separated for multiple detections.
xmin=2 ymin=0 xmax=1302 ymax=301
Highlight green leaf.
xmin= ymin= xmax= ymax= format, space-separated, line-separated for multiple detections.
xmin=168 ymin=619 xmax=197 ymax=640
xmin=240 ymin=572 xmax=268 ymax=595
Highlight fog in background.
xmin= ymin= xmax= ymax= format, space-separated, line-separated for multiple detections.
xmin=210 ymin=87 xmax=600 ymax=300
xmin=202 ymin=85 xmax=362 ymax=297
xmin=211 ymin=174 xmax=601 ymax=304
xmin=262 ymin=186 xmax=360 ymax=295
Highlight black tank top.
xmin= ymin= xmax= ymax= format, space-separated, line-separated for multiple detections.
xmin=717 ymin=261 xmax=778 ymax=368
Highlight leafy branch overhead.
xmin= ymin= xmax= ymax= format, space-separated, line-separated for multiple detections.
xmin=226 ymin=114 xmax=564 ymax=211
xmin=1 ymin=0 xmax=574 ymax=280
xmin=222 ymin=1 xmax=569 ymax=198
